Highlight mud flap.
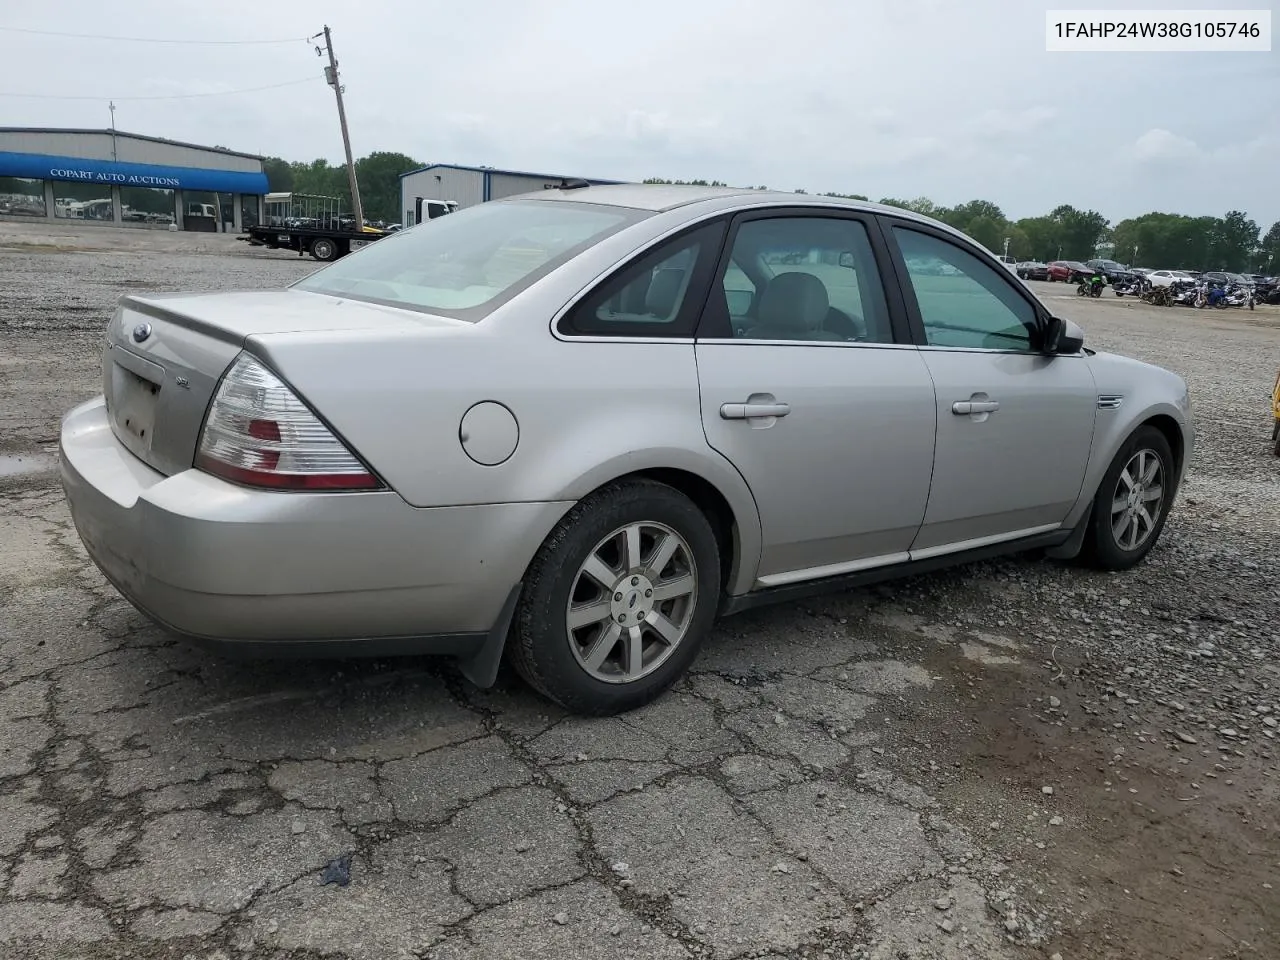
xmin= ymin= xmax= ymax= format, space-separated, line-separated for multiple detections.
xmin=1044 ymin=523 xmax=1088 ymax=561
xmin=455 ymin=584 xmax=522 ymax=689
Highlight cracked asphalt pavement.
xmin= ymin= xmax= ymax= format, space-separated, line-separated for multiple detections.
xmin=1 ymin=225 xmax=1278 ymax=959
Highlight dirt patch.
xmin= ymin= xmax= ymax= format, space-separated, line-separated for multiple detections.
xmin=889 ymin=640 xmax=1279 ymax=959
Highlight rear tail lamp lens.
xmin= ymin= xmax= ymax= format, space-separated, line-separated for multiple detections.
xmin=195 ymin=353 xmax=381 ymax=491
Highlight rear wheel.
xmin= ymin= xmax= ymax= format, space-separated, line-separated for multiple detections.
xmin=510 ymin=479 xmax=720 ymax=715
xmin=1080 ymin=426 xmax=1175 ymax=570
xmin=311 ymin=238 xmax=337 ymax=262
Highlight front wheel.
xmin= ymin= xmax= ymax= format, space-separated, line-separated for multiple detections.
xmin=1080 ymin=426 xmax=1175 ymax=571
xmin=510 ymin=479 xmax=721 ymax=715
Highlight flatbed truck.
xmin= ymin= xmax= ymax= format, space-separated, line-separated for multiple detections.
xmin=239 ymin=191 xmax=390 ymax=262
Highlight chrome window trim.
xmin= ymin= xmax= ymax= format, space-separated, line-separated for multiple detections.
xmin=695 ymin=338 xmax=917 ymax=350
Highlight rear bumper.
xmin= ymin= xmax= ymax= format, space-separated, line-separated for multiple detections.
xmin=59 ymin=396 xmax=570 ymax=662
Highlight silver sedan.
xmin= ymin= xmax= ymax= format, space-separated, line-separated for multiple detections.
xmin=60 ymin=185 xmax=1193 ymax=715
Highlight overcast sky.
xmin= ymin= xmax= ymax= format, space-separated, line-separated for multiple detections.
xmin=3 ymin=0 xmax=1277 ymax=228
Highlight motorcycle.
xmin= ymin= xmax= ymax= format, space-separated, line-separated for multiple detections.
xmin=1112 ymin=275 xmax=1147 ymax=298
xmin=1196 ymin=282 xmax=1230 ymax=310
xmin=1170 ymin=279 xmax=1199 ymax=306
xmin=1141 ymin=284 xmax=1173 ymax=307
xmin=1076 ymin=270 xmax=1106 ymax=298
xmin=1224 ymin=283 xmax=1255 ymax=310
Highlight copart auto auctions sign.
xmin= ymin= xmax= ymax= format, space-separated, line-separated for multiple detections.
xmin=49 ymin=168 xmax=181 ymax=188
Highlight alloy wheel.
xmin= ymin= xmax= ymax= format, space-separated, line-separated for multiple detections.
xmin=1111 ymin=449 xmax=1165 ymax=551
xmin=565 ymin=521 xmax=698 ymax=684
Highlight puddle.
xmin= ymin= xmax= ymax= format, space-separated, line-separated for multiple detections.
xmin=0 ymin=453 xmax=55 ymax=478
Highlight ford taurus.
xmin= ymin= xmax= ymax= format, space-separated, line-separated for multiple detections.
xmin=60 ymin=184 xmax=1193 ymax=715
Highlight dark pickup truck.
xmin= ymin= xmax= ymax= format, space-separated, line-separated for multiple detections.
xmin=1086 ymin=259 xmax=1138 ymax=285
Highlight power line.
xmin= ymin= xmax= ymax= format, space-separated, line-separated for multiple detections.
xmin=0 ymin=77 xmax=318 ymax=102
xmin=0 ymin=25 xmax=305 ymax=45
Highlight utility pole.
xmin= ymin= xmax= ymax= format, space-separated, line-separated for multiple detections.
xmin=108 ymin=101 xmax=118 ymax=160
xmin=312 ymin=26 xmax=364 ymax=229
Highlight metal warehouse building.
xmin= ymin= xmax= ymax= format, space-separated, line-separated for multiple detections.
xmin=0 ymin=127 xmax=269 ymax=232
xmin=399 ymin=163 xmax=623 ymax=226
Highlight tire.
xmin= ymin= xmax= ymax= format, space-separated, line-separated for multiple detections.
xmin=311 ymin=238 xmax=337 ymax=262
xmin=510 ymin=479 xmax=721 ymax=715
xmin=1080 ymin=425 xmax=1176 ymax=571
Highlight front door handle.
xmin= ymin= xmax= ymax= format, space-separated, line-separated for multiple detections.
xmin=952 ymin=399 xmax=1000 ymax=415
xmin=721 ymin=401 xmax=791 ymax=420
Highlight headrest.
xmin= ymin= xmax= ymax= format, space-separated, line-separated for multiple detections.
xmin=645 ymin=268 xmax=686 ymax=318
xmin=757 ymin=272 xmax=829 ymax=331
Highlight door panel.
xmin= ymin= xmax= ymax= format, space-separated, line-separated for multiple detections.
xmin=912 ymin=350 xmax=1096 ymax=551
xmin=696 ymin=212 xmax=937 ymax=586
xmin=884 ymin=223 xmax=1098 ymax=552
xmin=696 ymin=340 xmax=937 ymax=582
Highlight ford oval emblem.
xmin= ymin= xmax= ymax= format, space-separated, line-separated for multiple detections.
xmin=132 ymin=322 xmax=152 ymax=343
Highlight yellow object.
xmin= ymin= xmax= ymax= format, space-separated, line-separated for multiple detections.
xmin=1272 ymin=369 xmax=1280 ymax=456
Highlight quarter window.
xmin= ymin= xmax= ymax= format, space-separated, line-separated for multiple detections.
xmin=559 ymin=222 xmax=725 ymax=338
xmin=712 ymin=216 xmax=892 ymax=343
xmin=893 ymin=227 xmax=1039 ymax=351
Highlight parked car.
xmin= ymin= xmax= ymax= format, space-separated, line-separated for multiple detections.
xmin=59 ymin=184 xmax=1194 ymax=715
xmin=1147 ymin=269 xmax=1198 ymax=288
xmin=1016 ymin=260 xmax=1050 ymax=281
xmin=1047 ymin=260 xmax=1093 ymax=282
xmin=1248 ymin=275 xmax=1279 ymax=303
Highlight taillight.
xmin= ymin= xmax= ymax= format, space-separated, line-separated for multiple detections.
xmin=195 ymin=353 xmax=381 ymax=491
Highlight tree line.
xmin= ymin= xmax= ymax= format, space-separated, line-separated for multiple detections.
xmin=258 ymin=156 xmax=1278 ymax=274
xmin=644 ymin=178 xmax=1276 ymax=273
xmin=262 ymin=152 xmax=419 ymax=225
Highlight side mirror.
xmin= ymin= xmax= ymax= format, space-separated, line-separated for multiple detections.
xmin=1043 ymin=316 xmax=1085 ymax=355
xmin=838 ymin=251 xmax=856 ymax=269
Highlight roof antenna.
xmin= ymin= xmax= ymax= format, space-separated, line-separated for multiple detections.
xmin=548 ymin=177 xmax=590 ymax=190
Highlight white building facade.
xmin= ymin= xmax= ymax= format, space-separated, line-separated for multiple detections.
xmin=398 ymin=163 xmax=623 ymax=226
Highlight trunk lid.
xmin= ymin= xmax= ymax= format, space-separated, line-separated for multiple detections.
xmin=102 ymin=290 xmax=448 ymax=477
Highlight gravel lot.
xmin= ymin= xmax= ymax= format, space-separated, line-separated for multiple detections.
xmin=1 ymin=224 xmax=1277 ymax=960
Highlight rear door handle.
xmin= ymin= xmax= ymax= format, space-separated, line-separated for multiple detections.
xmin=721 ymin=401 xmax=791 ymax=420
xmin=952 ymin=400 xmax=1000 ymax=415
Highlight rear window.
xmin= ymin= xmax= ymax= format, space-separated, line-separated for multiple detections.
xmin=292 ymin=200 xmax=642 ymax=320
